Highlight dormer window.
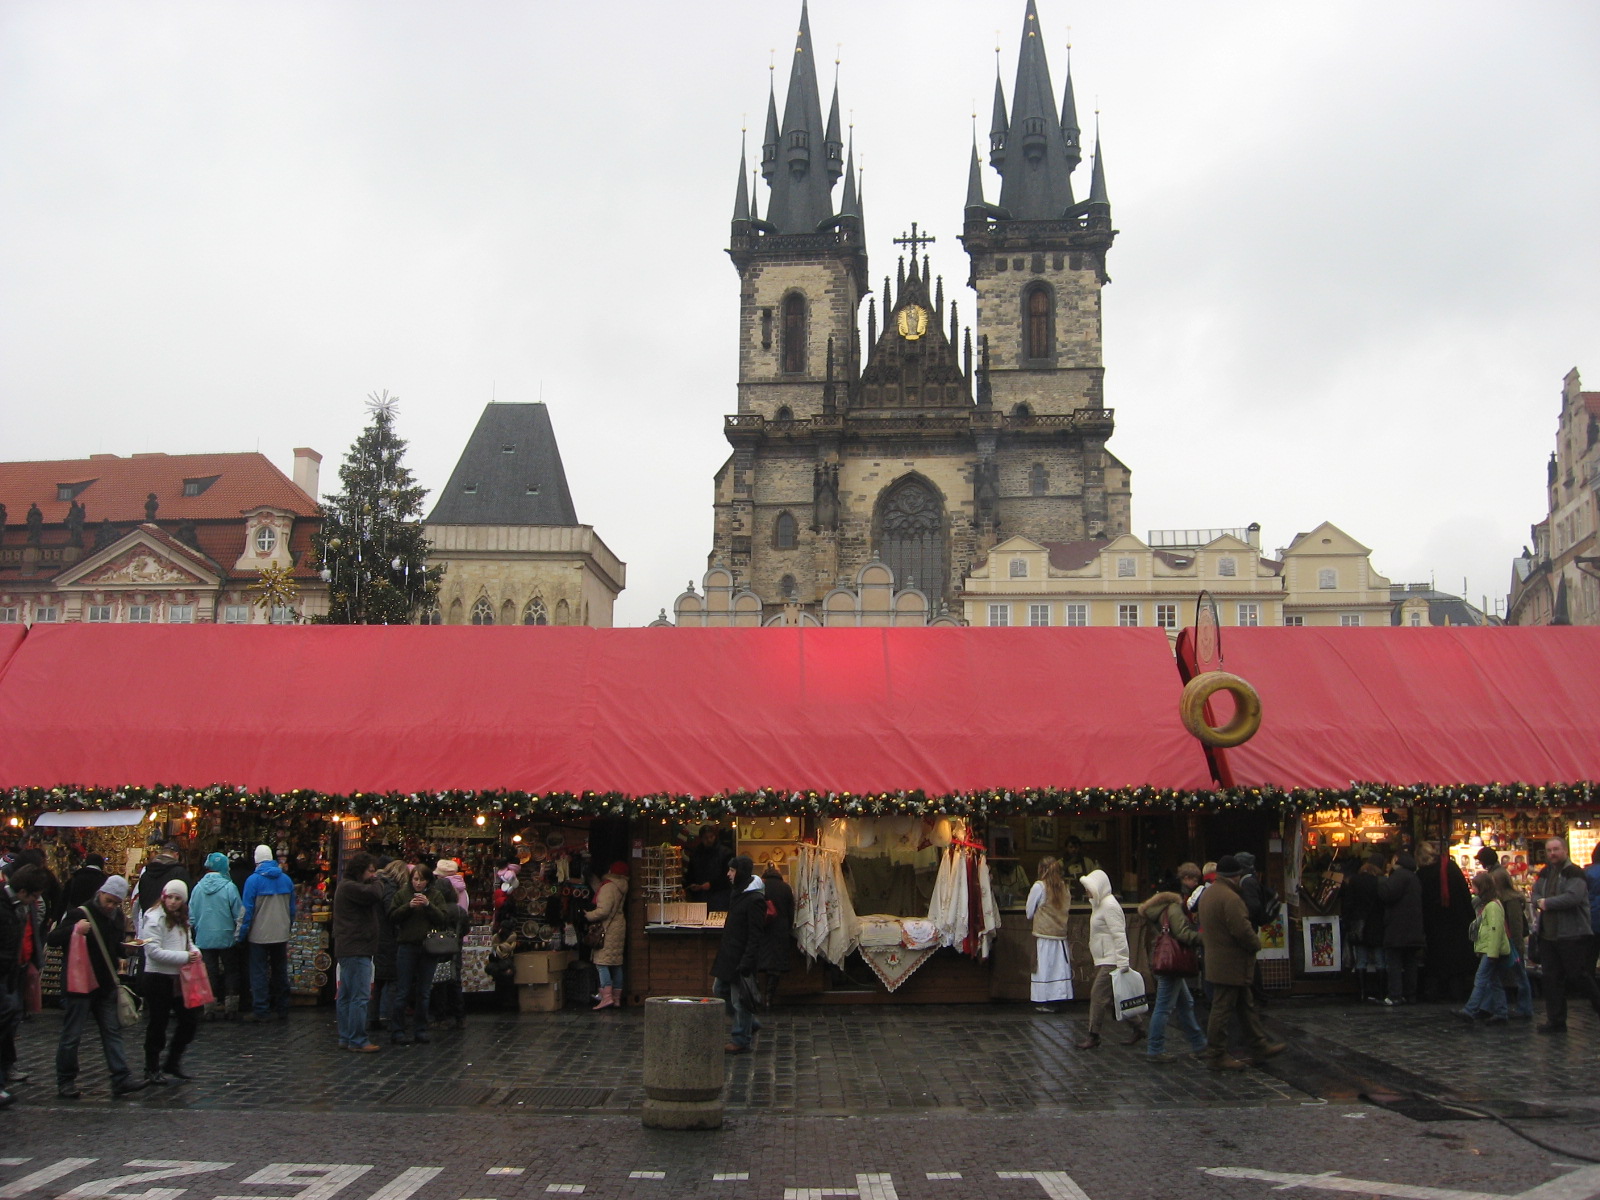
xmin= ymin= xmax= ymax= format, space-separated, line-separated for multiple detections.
xmin=525 ymin=484 xmax=540 ymax=495
xmin=462 ymin=484 xmax=478 ymax=494
xmin=1009 ymin=558 xmax=1028 ymax=578
xmin=182 ymin=476 xmax=219 ymax=497
xmin=501 ymin=444 xmax=516 ymax=454
xmin=56 ymin=480 xmax=93 ymax=502
xmin=255 ymin=526 xmax=277 ymax=554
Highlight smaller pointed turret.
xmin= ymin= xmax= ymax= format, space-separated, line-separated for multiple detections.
xmin=867 ymin=296 xmax=877 ymax=346
xmin=732 ymin=137 xmax=751 ymax=228
xmin=1088 ymin=126 xmax=1109 ymax=208
xmin=839 ymin=133 xmax=858 ymax=218
xmin=1060 ymin=48 xmax=1082 ymax=173
xmin=965 ymin=136 xmax=987 ymax=214
xmin=988 ymin=74 xmax=1009 ymax=167
xmin=749 ymin=168 xmax=761 ymax=222
xmin=761 ymin=82 xmax=780 ymax=183
xmin=824 ymin=79 xmax=844 ymax=182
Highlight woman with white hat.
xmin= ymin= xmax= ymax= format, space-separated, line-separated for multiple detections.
xmin=141 ymin=878 xmax=203 ymax=1085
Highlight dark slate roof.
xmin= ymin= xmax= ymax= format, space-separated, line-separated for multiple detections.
xmin=426 ymin=404 xmax=578 ymax=526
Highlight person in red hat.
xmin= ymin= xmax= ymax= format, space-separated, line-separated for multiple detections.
xmin=587 ymin=862 xmax=630 ymax=1010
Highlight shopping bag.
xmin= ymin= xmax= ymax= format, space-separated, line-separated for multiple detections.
xmin=66 ymin=930 xmax=96 ymax=993
xmin=1112 ymin=966 xmax=1151 ymax=1021
xmin=179 ymin=959 xmax=215 ymax=1008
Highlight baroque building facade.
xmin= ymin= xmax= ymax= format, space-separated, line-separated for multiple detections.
xmin=1508 ymin=368 xmax=1600 ymax=626
xmin=424 ymin=403 xmax=624 ymax=627
xmin=0 ymin=449 xmax=326 ymax=625
xmin=706 ymin=1 xmax=1129 ymax=623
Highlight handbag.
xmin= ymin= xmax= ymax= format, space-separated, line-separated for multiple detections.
xmin=422 ymin=930 xmax=460 ymax=956
xmin=178 ymin=931 xmax=215 ymax=1008
xmin=584 ymin=920 xmax=606 ymax=949
xmin=1150 ymin=911 xmax=1199 ymax=976
xmin=81 ymin=907 xmax=143 ymax=1028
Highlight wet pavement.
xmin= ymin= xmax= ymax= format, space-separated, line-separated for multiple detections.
xmin=6 ymin=993 xmax=1596 ymax=1119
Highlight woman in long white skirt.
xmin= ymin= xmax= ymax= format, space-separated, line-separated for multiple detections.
xmin=1027 ymin=857 xmax=1073 ymax=1010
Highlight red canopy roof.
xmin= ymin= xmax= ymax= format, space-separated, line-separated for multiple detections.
xmin=0 ymin=624 xmax=1211 ymax=796
xmin=1178 ymin=626 xmax=1600 ymax=790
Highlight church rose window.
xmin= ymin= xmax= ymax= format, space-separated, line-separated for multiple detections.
xmin=879 ymin=477 xmax=945 ymax=599
xmin=782 ymin=293 xmax=806 ymax=374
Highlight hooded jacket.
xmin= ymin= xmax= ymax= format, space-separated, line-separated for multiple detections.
xmin=711 ymin=875 xmax=766 ymax=983
xmin=1377 ymin=864 xmax=1425 ymax=949
xmin=189 ymin=853 xmax=243 ymax=950
xmin=240 ymin=860 xmax=296 ymax=944
xmin=587 ymin=872 xmax=629 ymax=968
xmin=1137 ymin=890 xmax=1202 ymax=951
xmin=1081 ymin=870 xmax=1128 ymax=969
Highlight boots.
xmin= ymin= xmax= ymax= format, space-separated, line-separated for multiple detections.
xmin=592 ymin=986 xmax=616 ymax=1011
xmin=163 ymin=1055 xmax=194 ymax=1082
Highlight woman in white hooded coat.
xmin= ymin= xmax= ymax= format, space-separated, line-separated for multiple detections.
xmin=1077 ymin=869 xmax=1144 ymax=1049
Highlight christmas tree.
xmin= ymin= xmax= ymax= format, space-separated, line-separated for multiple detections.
xmin=311 ymin=391 xmax=443 ymax=624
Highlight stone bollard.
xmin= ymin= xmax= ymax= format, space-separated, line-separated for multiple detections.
xmin=641 ymin=995 xmax=725 ymax=1130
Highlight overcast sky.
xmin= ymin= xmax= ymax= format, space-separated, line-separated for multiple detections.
xmin=3 ymin=0 xmax=1596 ymax=625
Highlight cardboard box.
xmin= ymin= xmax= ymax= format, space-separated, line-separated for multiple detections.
xmin=513 ymin=950 xmax=574 ymax=985
xmin=517 ymin=979 xmax=564 ymax=1013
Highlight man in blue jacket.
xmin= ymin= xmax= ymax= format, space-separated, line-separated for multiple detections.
xmin=239 ymin=846 xmax=296 ymax=1021
xmin=190 ymin=852 xmax=243 ymax=1018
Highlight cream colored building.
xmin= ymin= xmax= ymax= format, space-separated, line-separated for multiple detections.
xmin=661 ymin=562 xmax=957 ymax=628
xmin=424 ymin=403 xmax=624 ymax=627
xmin=1509 ymin=368 xmax=1600 ymax=626
xmin=959 ymin=521 xmax=1392 ymax=631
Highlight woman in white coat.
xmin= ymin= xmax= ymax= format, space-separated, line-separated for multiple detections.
xmin=1077 ymin=869 xmax=1145 ymax=1049
xmin=141 ymin=878 xmax=203 ymax=1084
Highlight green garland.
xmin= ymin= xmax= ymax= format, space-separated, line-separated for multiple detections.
xmin=2 ymin=780 xmax=1595 ymax=825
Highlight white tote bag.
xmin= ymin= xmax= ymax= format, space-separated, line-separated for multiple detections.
xmin=1112 ymin=967 xmax=1150 ymax=1021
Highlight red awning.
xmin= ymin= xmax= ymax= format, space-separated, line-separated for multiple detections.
xmin=1178 ymin=626 xmax=1600 ymax=789
xmin=0 ymin=624 xmax=1211 ymax=796
xmin=0 ymin=624 xmax=23 ymax=676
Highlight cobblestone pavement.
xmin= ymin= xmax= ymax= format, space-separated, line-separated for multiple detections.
xmin=4 ymin=996 xmax=1597 ymax=1117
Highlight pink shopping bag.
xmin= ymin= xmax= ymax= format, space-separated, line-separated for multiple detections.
xmin=66 ymin=929 xmax=96 ymax=994
xmin=179 ymin=958 xmax=215 ymax=1008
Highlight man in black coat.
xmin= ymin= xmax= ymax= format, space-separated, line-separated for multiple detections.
xmin=757 ymin=866 xmax=794 ymax=1009
xmin=136 ymin=844 xmax=189 ymax=915
xmin=61 ymin=855 xmax=108 ymax=915
xmin=1 ymin=864 xmax=49 ymax=1107
xmin=1378 ymin=851 xmax=1425 ymax=1006
xmin=47 ymin=875 xmax=147 ymax=1099
xmin=711 ymin=856 xmax=766 ymax=1053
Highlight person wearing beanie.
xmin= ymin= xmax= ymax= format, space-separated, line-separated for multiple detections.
xmin=139 ymin=878 xmax=202 ymax=1085
xmin=434 ymin=859 xmax=469 ymax=909
xmin=189 ymin=852 xmax=243 ymax=1019
xmin=1197 ymin=856 xmax=1285 ymax=1071
xmin=586 ymin=862 xmax=631 ymax=1010
xmin=47 ymin=876 xmax=146 ymax=1098
xmin=239 ymin=845 xmax=296 ymax=1021
xmin=710 ymin=855 xmax=766 ymax=1052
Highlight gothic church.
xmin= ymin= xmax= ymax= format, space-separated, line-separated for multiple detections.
xmin=706 ymin=0 xmax=1131 ymax=623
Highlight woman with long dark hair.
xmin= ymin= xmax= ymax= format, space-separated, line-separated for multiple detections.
xmin=141 ymin=878 xmax=202 ymax=1084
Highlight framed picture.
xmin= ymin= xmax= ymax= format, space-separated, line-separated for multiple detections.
xmin=989 ymin=824 xmax=1016 ymax=859
xmin=1302 ymin=916 xmax=1341 ymax=973
xmin=1026 ymin=816 xmax=1058 ymax=851
xmin=1071 ymin=819 xmax=1104 ymax=843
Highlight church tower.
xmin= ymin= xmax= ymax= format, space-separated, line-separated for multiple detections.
xmin=962 ymin=0 xmax=1130 ymax=542
xmin=708 ymin=1 xmax=1129 ymax=623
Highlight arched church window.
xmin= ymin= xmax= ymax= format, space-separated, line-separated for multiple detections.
xmin=774 ymin=511 xmax=798 ymax=550
xmin=781 ymin=293 xmax=806 ymax=374
xmin=878 ymin=477 xmax=945 ymax=600
xmin=420 ymin=605 xmax=441 ymax=626
xmin=780 ymin=574 xmax=798 ymax=600
xmin=523 ymin=598 xmax=548 ymax=625
xmin=470 ymin=597 xmax=495 ymax=626
xmin=775 ymin=406 xmax=793 ymax=422
xmin=1024 ymin=284 xmax=1053 ymax=359
xmin=1030 ymin=464 xmax=1048 ymax=495
xmin=554 ymin=598 xmax=572 ymax=625
xmin=1012 ymin=403 xmax=1032 ymax=418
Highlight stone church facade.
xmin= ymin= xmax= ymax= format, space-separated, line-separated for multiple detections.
xmin=707 ymin=0 xmax=1130 ymax=624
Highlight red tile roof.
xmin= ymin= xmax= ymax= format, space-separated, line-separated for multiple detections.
xmin=0 ymin=452 xmax=316 ymax=525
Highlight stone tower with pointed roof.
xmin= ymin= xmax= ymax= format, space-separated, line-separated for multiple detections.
xmin=708 ymin=1 xmax=1129 ymax=623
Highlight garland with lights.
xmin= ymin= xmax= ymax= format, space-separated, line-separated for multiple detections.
xmin=3 ymin=780 xmax=1594 ymax=826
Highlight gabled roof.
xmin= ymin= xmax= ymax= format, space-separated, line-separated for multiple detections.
xmin=54 ymin=524 xmax=223 ymax=589
xmin=0 ymin=452 xmax=316 ymax=526
xmin=426 ymin=404 xmax=578 ymax=527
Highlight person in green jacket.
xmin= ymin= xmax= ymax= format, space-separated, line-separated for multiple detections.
xmin=1458 ymin=871 xmax=1511 ymax=1024
xmin=386 ymin=863 xmax=455 ymax=1045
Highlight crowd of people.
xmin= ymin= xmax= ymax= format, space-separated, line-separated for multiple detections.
xmin=1025 ymin=837 xmax=1600 ymax=1071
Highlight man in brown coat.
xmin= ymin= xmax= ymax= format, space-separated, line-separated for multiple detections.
xmin=1198 ymin=856 xmax=1285 ymax=1072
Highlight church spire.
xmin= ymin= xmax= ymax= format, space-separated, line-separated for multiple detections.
xmin=761 ymin=79 xmax=780 ymax=184
xmin=839 ymin=131 xmax=859 ymax=219
xmin=964 ymin=134 xmax=986 ymax=214
xmin=1060 ymin=44 xmax=1082 ymax=173
xmin=1088 ymin=121 xmax=1109 ymax=208
xmin=994 ymin=0 xmax=1076 ymax=219
xmin=767 ymin=1 xmax=836 ymax=234
xmin=732 ymin=135 xmax=751 ymax=228
xmin=988 ymin=73 xmax=1009 ymax=168
xmin=824 ymin=75 xmax=844 ymax=184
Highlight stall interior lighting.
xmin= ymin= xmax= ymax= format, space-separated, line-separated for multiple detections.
xmin=475 ymin=814 xmax=486 ymax=826
xmin=511 ymin=834 xmax=522 ymax=844
xmin=184 ymin=809 xmax=197 ymax=820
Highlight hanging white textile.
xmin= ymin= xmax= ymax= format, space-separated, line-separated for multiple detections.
xmin=792 ymin=844 xmax=859 ymax=966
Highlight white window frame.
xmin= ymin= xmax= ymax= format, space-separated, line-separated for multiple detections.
xmin=1318 ymin=568 xmax=1338 ymax=590
xmin=127 ymin=604 xmax=154 ymax=623
xmin=1117 ymin=603 xmax=1140 ymax=627
xmin=269 ymin=604 xmax=295 ymax=626
xmin=987 ymin=603 xmax=1011 ymax=628
xmin=1408 ymin=611 xmax=1423 ymax=627
xmin=32 ymin=605 xmax=59 ymax=623
xmin=1027 ymin=604 xmax=1050 ymax=627
xmin=1340 ymin=613 xmax=1362 ymax=627
xmin=87 ymin=604 xmax=114 ymax=623
xmin=255 ymin=526 xmax=277 ymax=554
xmin=1237 ymin=603 xmax=1260 ymax=627
xmin=0 ymin=607 xmax=17 ymax=623
xmin=1064 ymin=603 xmax=1088 ymax=627
xmin=1284 ymin=615 xmax=1304 ymax=627
xmin=222 ymin=605 xmax=251 ymax=625
xmin=168 ymin=604 xmax=195 ymax=624
xmin=1155 ymin=603 xmax=1177 ymax=630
